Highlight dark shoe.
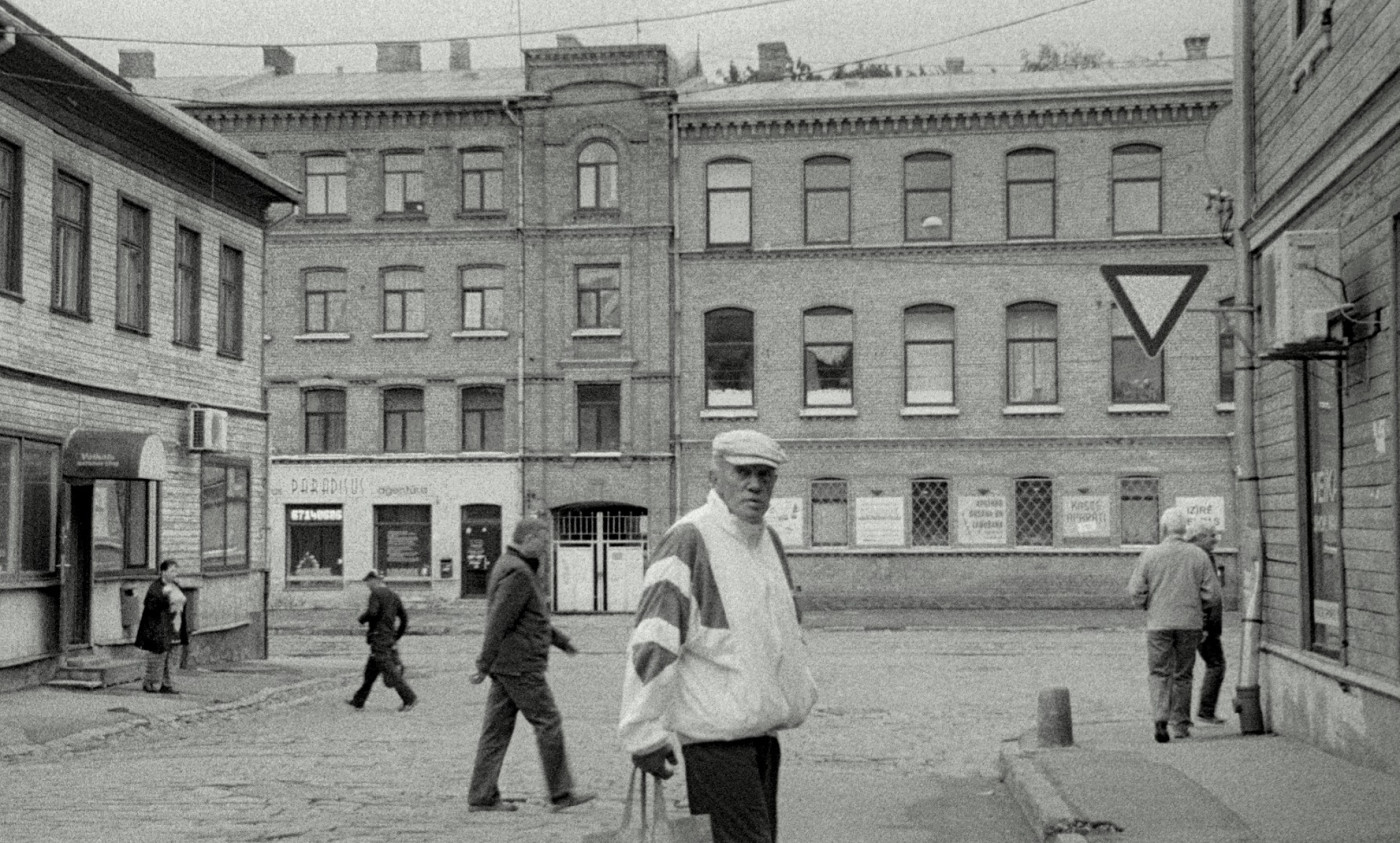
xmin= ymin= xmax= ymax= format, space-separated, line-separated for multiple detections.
xmin=1154 ymin=721 xmax=1170 ymax=743
xmin=158 ymin=686 xmax=180 ymax=695
xmin=1197 ymin=714 xmax=1226 ymax=725
xmin=345 ymin=699 xmax=364 ymax=710
xmin=142 ymin=685 xmax=160 ymax=693
xmin=1172 ymin=725 xmax=1191 ymax=739
xmin=468 ymin=801 xmax=518 ymax=813
xmin=398 ymin=700 xmax=416 ymax=712
xmin=551 ymin=791 xmax=596 ymax=812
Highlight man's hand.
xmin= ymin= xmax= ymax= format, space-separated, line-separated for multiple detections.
xmin=632 ymin=745 xmax=677 ymax=779
xmin=470 ymin=671 xmax=486 ymax=685
xmin=562 ymin=641 xmax=579 ymax=656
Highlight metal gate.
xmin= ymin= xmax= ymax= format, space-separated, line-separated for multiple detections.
xmin=552 ymin=505 xmax=647 ymax=613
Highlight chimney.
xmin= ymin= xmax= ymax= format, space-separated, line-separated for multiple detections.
xmin=262 ymin=45 xmax=295 ymax=76
xmin=556 ymin=34 xmax=583 ymax=48
xmin=376 ymin=42 xmax=422 ymax=73
xmin=449 ymin=39 xmax=472 ymax=71
xmin=1184 ymin=33 xmax=1210 ymax=60
xmin=944 ymin=56 xmax=965 ymax=74
xmin=756 ymin=41 xmax=792 ymax=82
xmin=118 ymin=50 xmax=156 ymax=79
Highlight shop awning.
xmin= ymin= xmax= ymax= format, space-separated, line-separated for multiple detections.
xmin=62 ymin=430 xmax=167 ymax=481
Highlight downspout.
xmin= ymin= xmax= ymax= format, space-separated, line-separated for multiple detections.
xmin=259 ymin=201 xmax=297 ymax=659
xmin=1232 ymin=0 xmax=1267 ymax=736
xmin=669 ymin=102 xmax=682 ymax=523
xmin=504 ymin=100 xmax=528 ymax=516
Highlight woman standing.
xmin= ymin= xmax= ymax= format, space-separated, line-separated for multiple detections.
xmin=135 ymin=559 xmax=189 ymax=694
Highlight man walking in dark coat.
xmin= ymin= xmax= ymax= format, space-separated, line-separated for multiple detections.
xmin=467 ymin=516 xmax=594 ymax=813
xmin=135 ymin=559 xmax=189 ymax=694
xmin=347 ymin=570 xmax=417 ymax=711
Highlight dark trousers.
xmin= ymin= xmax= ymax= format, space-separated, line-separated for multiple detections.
xmin=1196 ymin=625 xmax=1227 ymax=718
xmin=1147 ymin=629 xmax=1201 ymax=727
xmin=468 ymin=672 xmax=574 ymax=805
xmin=683 ymin=736 xmax=781 ymax=843
xmin=351 ymin=645 xmax=416 ymax=706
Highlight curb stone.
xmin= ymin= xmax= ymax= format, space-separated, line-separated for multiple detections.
xmin=997 ymin=737 xmax=1090 ymax=843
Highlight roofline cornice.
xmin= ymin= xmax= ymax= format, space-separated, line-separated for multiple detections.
xmin=184 ymin=102 xmax=530 ymax=133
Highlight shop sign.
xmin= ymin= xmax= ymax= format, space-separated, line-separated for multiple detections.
xmin=765 ymin=497 xmax=805 ymax=548
xmin=287 ymin=476 xmax=365 ymax=496
xmin=855 ymin=497 xmax=905 ymax=546
xmin=1175 ymin=496 xmax=1225 ymax=531
xmin=957 ymin=495 xmax=1007 ymax=545
xmin=1062 ymin=496 xmax=1111 ymax=537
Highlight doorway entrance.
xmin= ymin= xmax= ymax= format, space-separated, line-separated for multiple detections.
xmin=551 ymin=504 xmax=647 ymax=613
xmin=62 ymin=483 xmax=93 ymax=650
xmin=461 ymin=504 xmax=502 ymax=597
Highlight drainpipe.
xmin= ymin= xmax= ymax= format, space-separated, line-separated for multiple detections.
xmin=503 ymin=100 xmax=528 ymax=516
xmin=669 ymin=101 xmax=682 ymax=524
xmin=1231 ymin=0 xmax=1267 ymax=736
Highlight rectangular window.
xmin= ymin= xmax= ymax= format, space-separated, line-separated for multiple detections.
xmin=811 ymin=479 xmax=848 ymax=546
xmin=304 ymin=389 xmax=346 ymax=453
xmin=1218 ymin=297 xmax=1236 ymax=404
xmin=384 ymin=152 xmax=425 ymax=214
xmin=707 ymin=160 xmax=752 ymax=246
xmin=218 ymin=245 xmax=244 ymax=357
xmin=461 ymin=386 xmax=505 ymax=451
xmin=1014 ymin=477 xmax=1053 ymax=546
xmin=805 ymin=157 xmax=851 ymax=244
xmin=1112 ymin=145 xmax=1162 ymax=234
xmin=200 ymin=460 xmax=250 ymax=570
xmin=52 ymin=172 xmax=90 ymax=316
xmin=116 ymin=200 xmax=150 ymax=331
xmin=91 ymin=479 xmax=158 ymax=573
xmin=577 ymin=266 xmax=621 ymax=329
xmin=461 ymin=266 xmax=504 ymax=330
xmin=304 ymin=269 xmax=347 ymax=333
xmin=705 ymin=308 xmax=755 ymax=408
xmin=288 ymin=506 xmax=344 ymax=580
xmin=577 ymin=383 xmax=621 ymax=452
xmin=0 ymin=140 xmax=19 ymax=295
xmin=1007 ymin=149 xmax=1055 ymax=239
xmin=911 ymin=479 xmax=950 ymax=546
xmin=905 ymin=305 xmax=954 ymax=405
xmin=305 ymin=155 xmax=347 ymax=216
xmin=383 ymin=268 xmax=425 ymax=333
xmin=1120 ymin=477 xmax=1159 ymax=545
xmin=374 ymin=505 xmax=432 ymax=578
xmin=1006 ymin=303 xmax=1057 ymax=404
xmin=1302 ymin=360 xmax=1344 ymax=657
xmin=904 ymin=153 xmax=952 ymax=241
xmin=383 ymin=388 xmax=425 ymax=453
xmin=0 ymin=437 xmax=60 ymax=575
xmin=461 ymin=150 xmax=503 ymax=212
xmin=804 ymin=307 xmax=854 ymax=407
xmin=1111 ymin=336 xmax=1164 ymax=403
xmin=174 ymin=226 xmax=201 ymax=347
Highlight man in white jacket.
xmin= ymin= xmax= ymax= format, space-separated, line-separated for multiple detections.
xmin=620 ymin=429 xmax=817 ymax=843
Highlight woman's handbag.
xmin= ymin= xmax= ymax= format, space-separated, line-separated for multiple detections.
xmin=582 ymin=768 xmax=713 ymax=843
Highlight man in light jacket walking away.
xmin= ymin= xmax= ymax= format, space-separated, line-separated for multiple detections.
xmin=467 ymin=516 xmax=593 ymax=813
xmin=1129 ymin=507 xmax=1222 ymax=743
xmin=620 ymin=429 xmax=817 ymax=843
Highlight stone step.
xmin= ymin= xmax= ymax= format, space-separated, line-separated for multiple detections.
xmin=49 ymin=659 xmax=145 ymax=689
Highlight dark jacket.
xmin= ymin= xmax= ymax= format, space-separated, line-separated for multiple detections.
xmin=134 ymin=578 xmax=189 ymax=654
xmin=359 ymin=582 xmax=409 ymax=649
xmin=476 ymin=546 xmax=571 ymax=676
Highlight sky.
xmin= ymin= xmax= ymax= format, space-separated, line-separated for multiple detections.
xmin=37 ymin=0 xmax=1234 ymax=80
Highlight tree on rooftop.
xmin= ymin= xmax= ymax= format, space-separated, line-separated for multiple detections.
xmin=1021 ymin=42 xmax=1109 ymax=72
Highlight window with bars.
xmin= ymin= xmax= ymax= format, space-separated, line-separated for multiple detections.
xmin=811 ymin=478 xmax=848 ymax=546
xmin=911 ymin=478 xmax=950 ymax=546
xmin=1120 ymin=476 xmax=1160 ymax=545
xmin=1014 ymin=477 xmax=1053 ymax=546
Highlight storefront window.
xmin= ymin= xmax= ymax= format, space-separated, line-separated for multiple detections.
xmin=1302 ymin=361 xmax=1345 ymax=657
xmin=375 ymin=505 xmax=431 ymax=578
xmin=91 ymin=479 xmax=158 ymax=572
xmin=201 ymin=459 xmax=250 ymax=570
xmin=0 ymin=436 xmax=59 ymax=575
xmin=287 ymin=505 xmax=344 ymax=579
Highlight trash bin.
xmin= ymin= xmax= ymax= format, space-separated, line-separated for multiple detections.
xmin=120 ymin=586 xmax=142 ymax=629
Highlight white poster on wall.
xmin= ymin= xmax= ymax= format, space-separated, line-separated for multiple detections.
xmin=765 ymin=497 xmax=805 ymax=547
xmin=855 ymin=497 xmax=905 ymax=546
xmin=1175 ymin=496 xmax=1226 ymax=531
xmin=957 ymin=495 xmax=1007 ymax=545
xmin=1062 ymin=496 xmax=1111 ymax=537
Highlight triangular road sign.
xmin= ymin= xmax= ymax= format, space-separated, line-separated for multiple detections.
xmin=1100 ymin=264 xmax=1209 ymax=358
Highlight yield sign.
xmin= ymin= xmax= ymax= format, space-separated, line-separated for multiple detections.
xmin=1100 ymin=264 xmax=1208 ymax=358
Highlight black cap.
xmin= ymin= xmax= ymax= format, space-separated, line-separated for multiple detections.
xmin=362 ymin=571 xmax=381 ymax=581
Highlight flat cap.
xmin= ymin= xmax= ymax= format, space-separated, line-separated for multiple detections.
xmin=712 ymin=429 xmax=787 ymax=469
xmin=362 ymin=570 xmax=381 ymax=581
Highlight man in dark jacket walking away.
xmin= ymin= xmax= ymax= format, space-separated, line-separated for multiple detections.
xmin=347 ymin=570 xmax=417 ymax=711
xmin=466 ymin=516 xmax=594 ymax=813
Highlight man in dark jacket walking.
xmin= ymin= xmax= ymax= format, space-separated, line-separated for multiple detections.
xmin=135 ymin=559 xmax=189 ymax=694
xmin=466 ymin=516 xmax=594 ymax=813
xmin=347 ymin=570 xmax=417 ymax=711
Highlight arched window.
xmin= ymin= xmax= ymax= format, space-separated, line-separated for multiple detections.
xmin=383 ymin=387 xmax=424 ymax=452
xmin=1112 ymin=144 xmax=1161 ymax=234
xmin=905 ymin=152 xmax=952 ymax=241
xmin=805 ymin=156 xmax=850 ymax=243
xmin=707 ymin=159 xmax=752 ymax=246
xmin=1006 ymin=302 xmax=1058 ymax=404
xmin=461 ymin=385 xmax=504 ymax=451
xmin=304 ymin=388 xmax=346 ymax=453
xmin=578 ymin=141 xmax=619 ymax=209
xmin=1006 ymin=148 xmax=1055 ymax=238
xmin=705 ymin=308 xmax=754 ymax=408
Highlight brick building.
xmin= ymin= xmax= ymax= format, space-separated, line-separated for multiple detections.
xmin=1237 ymin=0 xmax=1400 ymax=770
xmin=673 ymin=43 xmax=1238 ymax=608
xmin=132 ymin=39 xmax=680 ymax=609
xmin=0 ymin=3 xmax=297 ymax=690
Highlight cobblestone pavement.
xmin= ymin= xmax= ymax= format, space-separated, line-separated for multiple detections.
xmin=2 ymin=612 xmax=1208 ymax=842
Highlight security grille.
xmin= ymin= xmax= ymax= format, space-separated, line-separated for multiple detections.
xmin=1015 ymin=477 xmax=1054 ymax=546
xmin=910 ymin=478 xmax=950 ymax=546
xmin=553 ymin=508 xmax=647 ymax=542
xmin=1120 ymin=476 xmax=1160 ymax=545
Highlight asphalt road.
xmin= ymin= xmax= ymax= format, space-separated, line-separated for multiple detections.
xmin=3 ymin=610 xmax=1198 ymax=842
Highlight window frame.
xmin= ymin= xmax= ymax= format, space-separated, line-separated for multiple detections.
xmin=0 ymin=435 xmax=61 ymax=578
xmin=286 ymin=505 xmax=344 ymax=580
xmin=1218 ymin=297 xmax=1236 ymax=405
xmin=382 ymin=387 xmax=425 ymax=453
xmin=904 ymin=303 xmax=955 ymax=406
xmin=383 ymin=150 xmax=426 ymax=215
xmin=461 ymin=385 xmax=505 ymax=452
xmin=1006 ymin=147 xmax=1056 ymax=239
xmin=576 ymin=265 xmax=621 ymax=330
xmin=304 ymin=153 xmax=348 ymax=217
xmin=576 ymin=382 xmax=622 ymax=452
xmin=706 ymin=158 xmax=753 ymax=247
xmin=1119 ymin=476 xmax=1160 ymax=545
xmin=200 ymin=457 xmax=251 ymax=572
xmin=52 ymin=171 xmax=91 ymax=318
xmin=217 ymin=243 xmax=245 ymax=358
xmin=704 ymin=307 xmax=755 ymax=409
xmin=1111 ymin=143 xmax=1163 ymax=235
xmin=577 ymin=141 xmax=619 ymax=210
xmin=460 ymin=265 xmax=505 ymax=331
xmin=90 ymin=479 xmax=160 ymax=575
xmin=382 ymin=267 xmax=426 ymax=333
xmin=374 ymin=504 xmax=433 ymax=578
xmin=303 ymin=388 xmax=347 ymax=454
xmin=810 ymin=478 xmax=849 ymax=547
xmin=460 ymin=148 xmax=504 ymax=213
xmin=1006 ymin=302 xmax=1059 ymax=405
xmin=804 ymin=155 xmax=852 ymax=245
xmin=803 ymin=306 xmax=855 ymax=407
xmin=910 ymin=477 xmax=950 ymax=546
xmin=1 ymin=138 xmax=22 ymax=298
xmin=115 ymin=197 xmax=151 ymax=333
xmin=1111 ymin=335 xmax=1165 ymax=404
xmin=303 ymin=268 xmax=347 ymax=334
xmin=904 ymin=151 xmax=952 ymax=242
xmin=173 ymin=225 xmax=202 ymax=348
xmin=1014 ymin=476 xmax=1054 ymax=547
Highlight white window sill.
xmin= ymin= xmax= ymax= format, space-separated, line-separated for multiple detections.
xmin=570 ymin=451 xmax=623 ymax=459
xmin=571 ymin=328 xmax=622 ymax=339
xmin=451 ymin=329 xmax=509 ymax=340
xmin=372 ymin=331 xmax=430 ymax=341
xmin=1108 ymin=403 xmax=1171 ymax=415
xmin=800 ymin=407 xmax=857 ymax=418
xmin=701 ymin=408 xmax=758 ymax=419
xmin=1003 ymin=404 xmax=1064 ymax=416
xmin=901 ymin=406 xmax=959 ymax=417
xmin=1215 ymin=402 xmax=1236 ymax=414
xmin=294 ymin=332 xmax=351 ymax=343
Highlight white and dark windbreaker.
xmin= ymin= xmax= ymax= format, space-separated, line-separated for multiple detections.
xmin=619 ymin=490 xmax=818 ymax=756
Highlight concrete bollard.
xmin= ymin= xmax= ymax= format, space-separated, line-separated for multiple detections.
xmin=1037 ymin=686 xmax=1074 ymax=747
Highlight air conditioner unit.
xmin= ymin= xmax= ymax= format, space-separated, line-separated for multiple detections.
xmin=188 ymin=407 xmax=229 ymax=452
xmin=1268 ymin=229 xmax=1343 ymax=350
